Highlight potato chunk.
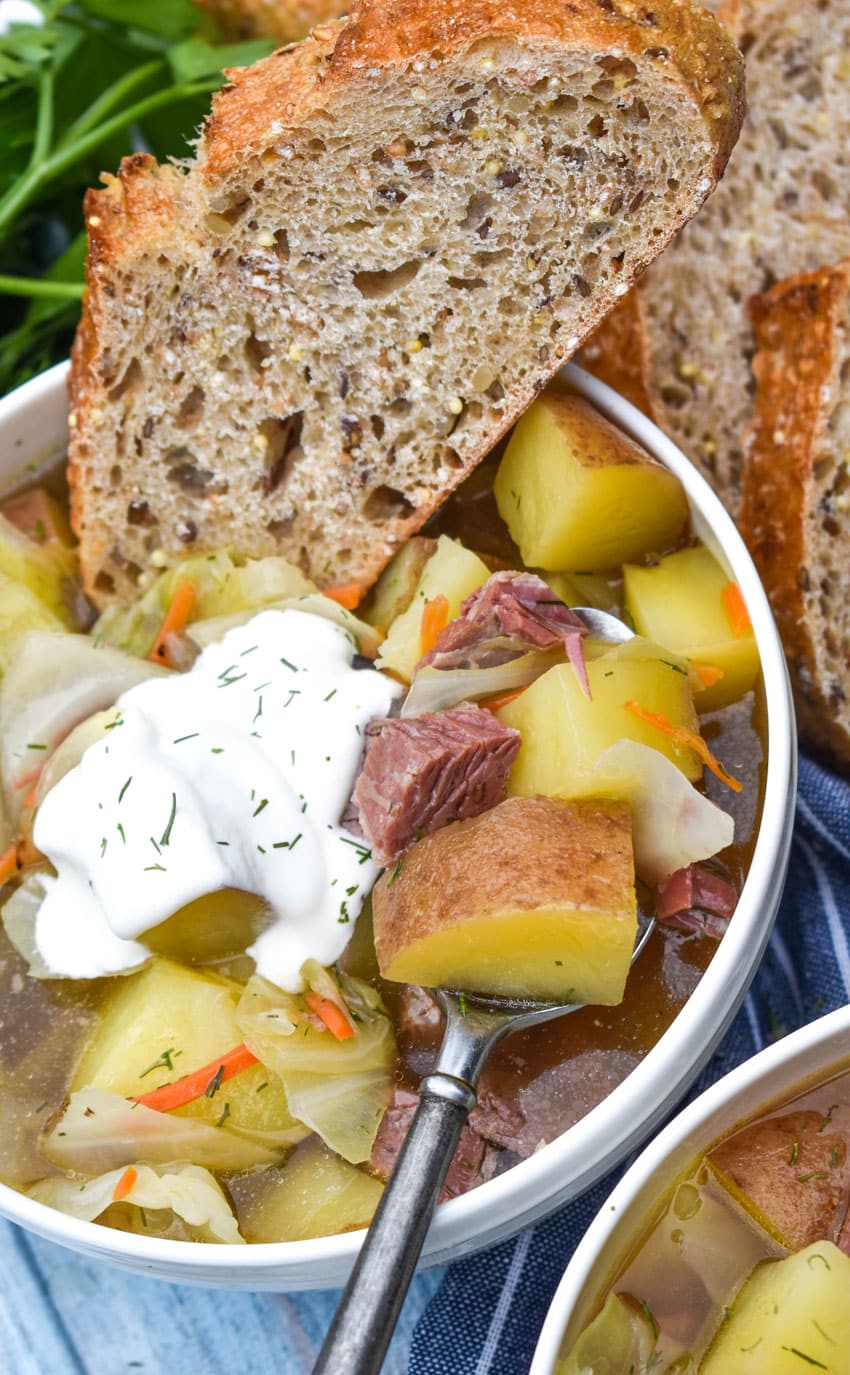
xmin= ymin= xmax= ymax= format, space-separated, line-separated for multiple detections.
xmin=624 ymin=543 xmax=759 ymax=711
xmin=230 ymin=1139 xmax=383 ymax=1242
xmin=498 ymin=638 xmax=701 ymax=800
xmin=373 ymin=795 xmax=636 ymax=1004
xmin=376 ymin=535 xmax=489 ymax=681
xmin=708 ymin=1109 xmax=850 ymax=1251
xmin=700 ymin=1242 xmax=850 ymax=1375
xmin=494 ymin=391 xmax=688 ymax=570
xmin=72 ymin=959 xmax=298 ymax=1144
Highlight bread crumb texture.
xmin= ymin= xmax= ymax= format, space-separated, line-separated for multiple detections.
xmin=70 ymin=0 xmax=743 ymax=606
xmin=583 ymin=0 xmax=850 ymax=512
xmin=740 ymin=261 xmax=850 ymax=768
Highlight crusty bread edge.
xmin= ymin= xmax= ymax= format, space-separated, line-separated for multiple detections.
xmin=739 ymin=261 xmax=850 ymax=768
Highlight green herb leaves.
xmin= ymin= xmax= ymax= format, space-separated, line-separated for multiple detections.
xmin=0 ymin=1 xmax=274 ymax=388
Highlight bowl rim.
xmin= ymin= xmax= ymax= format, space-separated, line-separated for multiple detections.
xmin=529 ymin=1002 xmax=850 ymax=1373
xmin=0 ymin=359 xmax=796 ymax=1283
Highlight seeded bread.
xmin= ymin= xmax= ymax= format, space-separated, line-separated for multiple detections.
xmin=580 ymin=0 xmax=850 ymax=513
xmin=70 ymin=0 xmax=745 ymax=607
xmin=195 ymin=0 xmax=347 ymax=44
xmin=739 ymin=262 xmax=850 ymax=769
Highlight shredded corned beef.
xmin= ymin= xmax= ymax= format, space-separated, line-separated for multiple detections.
xmin=369 ymin=1085 xmax=500 ymax=1199
xmin=415 ymin=570 xmax=591 ymax=696
xmin=351 ymin=705 xmax=519 ymax=865
xmin=655 ymin=863 xmax=738 ymax=940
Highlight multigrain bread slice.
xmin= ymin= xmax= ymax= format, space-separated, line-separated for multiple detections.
xmin=580 ymin=0 xmax=850 ymax=514
xmin=70 ymin=0 xmax=745 ymax=608
xmin=195 ymin=0 xmax=347 ymax=44
xmin=739 ymin=262 xmax=850 ymax=769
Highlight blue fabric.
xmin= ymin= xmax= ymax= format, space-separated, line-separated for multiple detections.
xmin=1 ymin=753 xmax=846 ymax=1374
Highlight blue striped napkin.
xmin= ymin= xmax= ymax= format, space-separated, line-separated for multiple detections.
xmin=0 ymin=753 xmax=842 ymax=1375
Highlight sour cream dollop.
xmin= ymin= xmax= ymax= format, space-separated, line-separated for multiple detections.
xmin=33 ymin=610 xmax=401 ymax=988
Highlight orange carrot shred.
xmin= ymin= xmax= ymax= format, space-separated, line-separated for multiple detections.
xmin=304 ymin=991 xmax=356 ymax=1041
xmin=148 ymin=581 xmax=197 ymax=666
xmin=721 ymin=581 xmax=751 ymax=637
xmin=419 ymin=594 xmax=450 ymax=657
xmin=22 ymin=786 xmax=38 ymax=810
xmin=112 ymin=1166 xmax=138 ymax=1202
xmin=133 ymin=1043 xmax=259 ymax=1113
xmin=12 ymin=764 xmax=43 ymax=792
xmin=0 ymin=844 xmax=18 ymax=886
xmin=325 ymin=583 xmax=362 ymax=611
xmin=481 ymin=686 xmax=526 ymax=712
xmin=624 ymin=699 xmax=743 ymax=792
xmin=694 ymin=663 xmax=725 ymax=688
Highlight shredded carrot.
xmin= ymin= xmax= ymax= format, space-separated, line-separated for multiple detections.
xmin=304 ymin=991 xmax=356 ymax=1041
xmin=112 ymin=1166 xmax=138 ymax=1202
xmin=22 ymin=786 xmax=38 ymax=810
xmin=481 ymin=686 xmax=526 ymax=712
xmin=0 ymin=844 xmax=18 ymax=886
xmin=694 ymin=663 xmax=725 ymax=688
xmin=419 ymin=594 xmax=450 ymax=657
xmin=133 ymin=1043 xmax=259 ymax=1113
xmin=148 ymin=581 xmax=197 ymax=665
xmin=721 ymin=581 xmax=751 ymax=637
xmin=624 ymin=699 xmax=743 ymax=792
xmin=12 ymin=764 xmax=43 ymax=792
xmin=325 ymin=582 xmax=362 ymax=611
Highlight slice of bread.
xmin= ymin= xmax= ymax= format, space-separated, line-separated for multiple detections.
xmin=70 ymin=0 xmax=744 ymax=608
xmin=195 ymin=0 xmax=347 ymax=44
xmin=580 ymin=0 xmax=850 ymax=513
xmin=739 ymin=261 xmax=850 ymax=768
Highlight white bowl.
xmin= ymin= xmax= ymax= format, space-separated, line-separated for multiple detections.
xmin=530 ymin=1003 xmax=850 ymax=1373
xmin=0 ymin=360 xmax=796 ymax=1290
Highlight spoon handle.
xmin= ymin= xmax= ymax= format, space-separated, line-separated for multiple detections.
xmin=312 ymin=1073 xmax=475 ymax=1375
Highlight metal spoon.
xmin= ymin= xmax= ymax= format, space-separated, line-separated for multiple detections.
xmin=313 ymin=608 xmax=641 ymax=1375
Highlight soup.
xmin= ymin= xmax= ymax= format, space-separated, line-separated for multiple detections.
xmin=558 ymin=1061 xmax=850 ymax=1373
xmin=0 ymin=387 xmax=765 ymax=1244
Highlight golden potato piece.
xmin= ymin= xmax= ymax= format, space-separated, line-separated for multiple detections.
xmin=372 ymin=795 xmax=636 ymax=1004
xmin=375 ymin=534 xmax=489 ymax=682
xmin=498 ymin=639 xmax=702 ymax=800
xmin=624 ymin=543 xmax=759 ymax=711
xmin=700 ymin=1242 xmax=850 ymax=1375
xmin=494 ymin=391 xmax=688 ymax=570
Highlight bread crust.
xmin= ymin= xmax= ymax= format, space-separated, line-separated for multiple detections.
xmin=203 ymin=0 xmax=745 ymax=185
xmin=739 ymin=261 xmax=850 ymax=768
xmin=579 ymin=292 xmax=657 ymax=419
xmin=195 ymin=0 xmax=347 ymax=44
xmin=69 ymin=0 xmax=745 ymax=606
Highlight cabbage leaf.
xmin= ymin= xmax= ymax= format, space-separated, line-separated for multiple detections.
xmin=29 ymin=1161 xmax=244 ymax=1243
xmin=236 ymin=971 xmax=396 ymax=1164
xmin=42 ymin=1088 xmax=281 ymax=1174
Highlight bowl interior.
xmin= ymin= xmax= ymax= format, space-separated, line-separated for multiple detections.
xmin=0 ymin=361 xmax=796 ymax=1288
xmin=530 ymin=1003 xmax=850 ymax=1373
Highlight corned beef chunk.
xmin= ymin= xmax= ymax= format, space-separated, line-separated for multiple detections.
xmin=369 ymin=1085 xmax=500 ymax=1200
xmin=655 ymin=863 xmax=738 ymax=940
xmin=351 ymin=705 xmax=519 ymax=865
xmin=415 ymin=570 xmax=590 ymax=695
